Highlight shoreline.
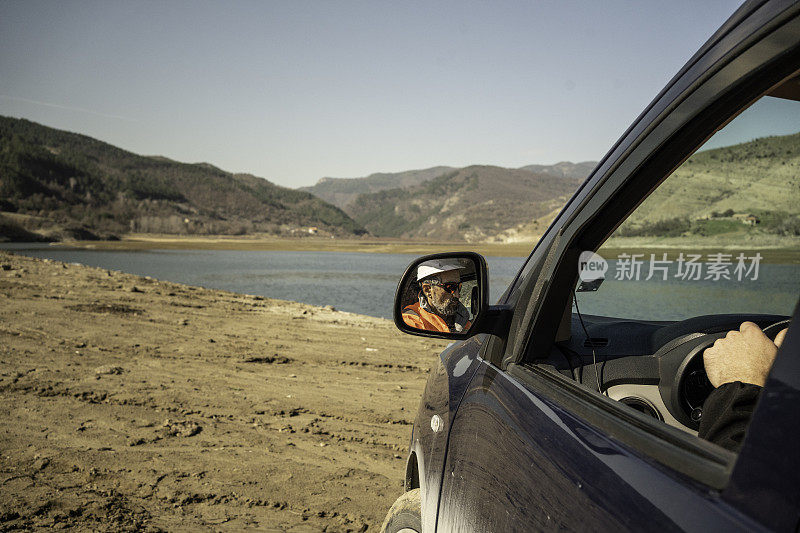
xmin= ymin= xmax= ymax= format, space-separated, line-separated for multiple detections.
xmin=7 ymin=233 xmax=797 ymax=263
xmin=48 ymin=234 xmax=540 ymax=257
xmin=0 ymin=250 xmax=447 ymax=530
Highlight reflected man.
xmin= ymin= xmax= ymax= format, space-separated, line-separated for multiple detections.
xmin=402 ymin=259 xmax=471 ymax=333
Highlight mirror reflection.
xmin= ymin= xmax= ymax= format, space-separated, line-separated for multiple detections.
xmin=400 ymin=257 xmax=478 ymax=334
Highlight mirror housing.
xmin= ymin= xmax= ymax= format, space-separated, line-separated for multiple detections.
xmin=393 ymin=252 xmax=489 ymax=340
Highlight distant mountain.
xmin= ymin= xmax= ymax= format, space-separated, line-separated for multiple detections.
xmin=347 ymin=166 xmax=582 ymax=242
xmin=301 ymin=162 xmax=597 ymax=214
xmin=518 ymin=161 xmax=597 ymax=180
xmin=0 ymin=116 xmax=365 ymax=241
xmin=300 ymin=167 xmax=455 ymax=210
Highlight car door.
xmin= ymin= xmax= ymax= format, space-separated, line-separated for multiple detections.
xmin=436 ymin=3 xmax=800 ymax=531
xmin=437 ymin=364 xmax=754 ymax=531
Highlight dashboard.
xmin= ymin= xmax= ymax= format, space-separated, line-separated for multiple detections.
xmin=551 ymin=313 xmax=791 ymax=433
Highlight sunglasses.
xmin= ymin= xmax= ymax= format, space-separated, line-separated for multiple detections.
xmin=424 ymin=279 xmax=461 ymax=293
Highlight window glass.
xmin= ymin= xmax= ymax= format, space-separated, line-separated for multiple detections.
xmin=576 ymin=95 xmax=800 ymax=321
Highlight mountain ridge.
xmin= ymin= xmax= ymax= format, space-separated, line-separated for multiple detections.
xmin=346 ymin=165 xmax=583 ymax=242
xmin=518 ymin=161 xmax=597 ymax=179
xmin=300 ymin=161 xmax=598 ymax=212
xmin=299 ymin=166 xmax=456 ymax=211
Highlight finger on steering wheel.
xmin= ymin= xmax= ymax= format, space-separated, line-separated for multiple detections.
xmin=775 ymin=328 xmax=788 ymax=347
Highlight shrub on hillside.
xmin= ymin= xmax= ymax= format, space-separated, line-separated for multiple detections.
xmin=616 ymin=217 xmax=692 ymax=237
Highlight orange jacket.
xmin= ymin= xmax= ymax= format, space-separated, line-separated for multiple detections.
xmin=402 ymin=302 xmax=471 ymax=333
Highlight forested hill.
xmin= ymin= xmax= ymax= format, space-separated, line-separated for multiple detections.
xmin=0 ymin=116 xmax=365 ymax=241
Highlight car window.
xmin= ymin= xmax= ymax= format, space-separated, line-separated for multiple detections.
xmin=576 ymin=94 xmax=800 ymax=321
xmin=535 ymin=79 xmax=800 ymax=469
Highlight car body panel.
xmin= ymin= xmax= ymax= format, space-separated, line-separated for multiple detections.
xmin=724 ymin=304 xmax=800 ymax=529
xmin=437 ymin=363 xmax=765 ymax=532
xmin=407 ymin=335 xmax=485 ymax=532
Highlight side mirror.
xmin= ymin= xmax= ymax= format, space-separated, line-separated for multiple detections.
xmin=394 ymin=252 xmax=488 ymax=339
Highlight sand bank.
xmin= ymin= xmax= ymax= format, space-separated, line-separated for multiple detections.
xmin=0 ymin=251 xmax=447 ymax=531
xmin=51 ymin=234 xmax=538 ymax=258
xmin=50 ymin=234 xmax=800 ymax=263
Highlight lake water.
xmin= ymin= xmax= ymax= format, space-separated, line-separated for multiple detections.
xmin=575 ymin=260 xmax=800 ymax=321
xmin=0 ymin=244 xmax=523 ymax=319
xmin=2 ymin=244 xmax=798 ymax=321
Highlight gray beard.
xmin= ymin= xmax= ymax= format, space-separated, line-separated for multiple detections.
xmin=428 ymin=296 xmax=459 ymax=318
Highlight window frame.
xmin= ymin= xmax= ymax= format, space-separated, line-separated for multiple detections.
xmin=520 ymin=22 xmax=800 ymax=365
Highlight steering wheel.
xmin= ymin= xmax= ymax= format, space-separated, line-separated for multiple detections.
xmin=660 ymin=319 xmax=791 ymax=431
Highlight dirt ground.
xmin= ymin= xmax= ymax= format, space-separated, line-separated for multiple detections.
xmin=0 ymin=250 xmax=447 ymax=531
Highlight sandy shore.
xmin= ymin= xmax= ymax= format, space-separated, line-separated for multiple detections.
xmin=0 ymin=251 xmax=447 ymax=531
xmin=47 ymin=234 xmax=800 ymax=263
xmin=49 ymin=234 xmax=540 ymax=258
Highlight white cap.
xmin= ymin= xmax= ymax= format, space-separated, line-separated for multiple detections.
xmin=417 ymin=258 xmax=465 ymax=281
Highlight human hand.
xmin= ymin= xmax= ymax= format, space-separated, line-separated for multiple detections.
xmin=774 ymin=327 xmax=788 ymax=348
xmin=703 ymin=321 xmax=785 ymax=388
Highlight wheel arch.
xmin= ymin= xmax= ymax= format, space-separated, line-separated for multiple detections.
xmin=405 ymin=450 xmax=420 ymax=491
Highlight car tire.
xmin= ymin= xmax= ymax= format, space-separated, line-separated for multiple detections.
xmin=380 ymin=488 xmax=422 ymax=533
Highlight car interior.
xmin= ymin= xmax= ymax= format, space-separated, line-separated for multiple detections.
xmin=548 ymin=310 xmax=792 ymax=433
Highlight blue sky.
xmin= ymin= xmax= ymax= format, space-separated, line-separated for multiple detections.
xmin=0 ymin=1 xmax=751 ymax=188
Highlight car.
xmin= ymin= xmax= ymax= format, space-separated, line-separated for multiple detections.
xmin=381 ymin=1 xmax=800 ymax=531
